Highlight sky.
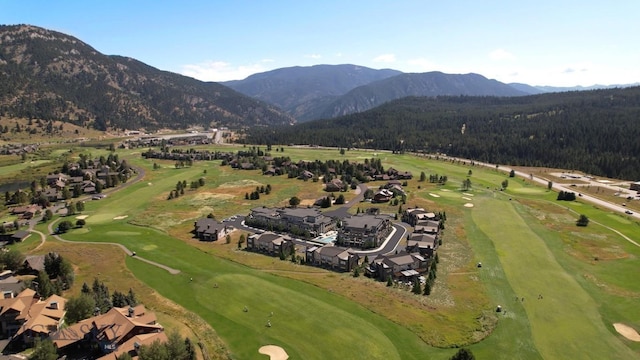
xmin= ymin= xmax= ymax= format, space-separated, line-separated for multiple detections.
xmin=2 ymin=1 xmax=639 ymax=87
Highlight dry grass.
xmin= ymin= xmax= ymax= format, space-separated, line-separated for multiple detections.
xmin=31 ymin=238 xmax=229 ymax=360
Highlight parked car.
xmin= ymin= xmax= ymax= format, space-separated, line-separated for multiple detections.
xmin=625 ymin=210 xmax=633 ymax=215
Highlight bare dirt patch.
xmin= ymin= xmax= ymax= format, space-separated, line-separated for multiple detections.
xmin=76 ymin=215 xmax=89 ymax=220
xmin=613 ymin=323 xmax=640 ymax=341
xmin=258 ymin=345 xmax=289 ymax=360
xmin=113 ymin=215 xmax=128 ymax=220
xmin=464 ymin=203 xmax=474 ymax=208
xmin=429 ymin=193 xmax=441 ymax=198
xmin=219 ymin=179 xmax=263 ymax=188
xmin=462 ymin=197 xmax=472 ymax=201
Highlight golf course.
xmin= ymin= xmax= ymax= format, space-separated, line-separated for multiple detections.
xmin=9 ymin=145 xmax=640 ymax=359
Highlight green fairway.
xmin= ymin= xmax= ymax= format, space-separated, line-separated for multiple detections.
xmin=472 ymin=196 xmax=636 ymax=359
xmin=16 ymin=145 xmax=640 ymax=359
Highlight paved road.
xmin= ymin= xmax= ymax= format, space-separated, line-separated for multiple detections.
xmin=446 ymin=157 xmax=640 ymax=221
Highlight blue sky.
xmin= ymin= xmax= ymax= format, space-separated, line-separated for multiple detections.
xmin=2 ymin=1 xmax=639 ymax=86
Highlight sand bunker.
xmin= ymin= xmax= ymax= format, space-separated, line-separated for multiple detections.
xmin=429 ymin=193 xmax=440 ymax=198
xmin=462 ymin=197 xmax=472 ymax=201
xmin=613 ymin=323 xmax=640 ymax=341
xmin=76 ymin=215 xmax=89 ymax=220
xmin=441 ymin=189 xmax=451 ymax=192
xmin=258 ymin=345 xmax=289 ymax=360
xmin=464 ymin=203 xmax=474 ymax=208
xmin=463 ymin=193 xmax=474 ymax=197
xmin=113 ymin=215 xmax=129 ymax=220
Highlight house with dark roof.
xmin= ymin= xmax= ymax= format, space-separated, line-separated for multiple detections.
xmin=337 ymin=214 xmax=392 ymax=249
xmin=324 ymin=179 xmax=344 ymax=192
xmin=193 ymin=218 xmax=234 ymax=241
xmin=246 ymin=232 xmax=293 ymax=256
xmin=366 ymin=252 xmax=429 ymax=281
xmin=248 ymin=207 xmax=336 ymax=237
xmin=402 ymin=207 xmax=438 ymax=226
xmin=306 ymin=245 xmax=358 ymax=272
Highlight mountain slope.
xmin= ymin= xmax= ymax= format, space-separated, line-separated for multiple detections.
xmin=222 ymin=64 xmax=402 ymax=121
xmin=320 ymin=72 xmax=528 ymax=118
xmin=0 ymin=24 xmax=293 ymax=130
xmin=247 ymin=87 xmax=640 ymax=180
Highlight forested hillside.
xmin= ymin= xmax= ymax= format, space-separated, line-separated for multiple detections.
xmin=0 ymin=25 xmax=293 ymax=130
xmin=247 ymin=87 xmax=640 ymax=180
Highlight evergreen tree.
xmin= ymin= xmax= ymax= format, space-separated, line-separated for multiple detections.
xmin=29 ymin=338 xmax=58 ymax=360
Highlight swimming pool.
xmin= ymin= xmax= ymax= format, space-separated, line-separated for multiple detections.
xmin=312 ymin=231 xmax=337 ymax=244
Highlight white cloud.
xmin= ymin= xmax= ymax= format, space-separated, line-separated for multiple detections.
xmin=489 ymin=49 xmax=516 ymax=61
xmin=373 ymin=53 xmax=396 ymax=63
xmin=406 ymin=58 xmax=436 ymax=72
xmin=304 ymin=54 xmax=322 ymax=59
xmin=180 ymin=61 xmax=268 ymax=82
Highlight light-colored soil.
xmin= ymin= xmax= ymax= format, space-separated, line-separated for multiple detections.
xmin=429 ymin=193 xmax=440 ymax=198
xmin=464 ymin=203 xmax=474 ymax=208
xmin=613 ymin=323 xmax=640 ymax=341
xmin=113 ymin=215 xmax=129 ymax=220
xmin=76 ymin=215 xmax=89 ymax=220
xmin=462 ymin=197 xmax=472 ymax=201
xmin=258 ymin=345 xmax=289 ymax=360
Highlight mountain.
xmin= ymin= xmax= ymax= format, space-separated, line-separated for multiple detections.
xmin=0 ymin=25 xmax=293 ymax=131
xmin=508 ymin=83 xmax=546 ymax=94
xmin=319 ymin=72 xmax=528 ymax=119
xmin=222 ymin=64 xmax=402 ymax=121
xmin=226 ymin=67 xmax=528 ymax=121
xmin=247 ymin=86 xmax=640 ymax=180
xmin=510 ymin=82 xmax=640 ymax=94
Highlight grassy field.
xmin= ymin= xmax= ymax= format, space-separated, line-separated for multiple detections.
xmin=4 ymin=144 xmax=640 ymax=359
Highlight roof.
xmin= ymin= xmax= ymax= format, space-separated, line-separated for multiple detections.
xmin=97 ymin=331 xmax=168 ymax=360
xmin=12 ymin=230 xmax=31 ymax=240
xmin=52 ymin=304 xmax=162 ymax=349
xmin=24 ymin=255 xmax=46 ymax=272
xmin=0 ymin=289 xmax=66 ymax=338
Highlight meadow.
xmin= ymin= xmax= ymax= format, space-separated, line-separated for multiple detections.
xmin=8 ymin=145 xmax=640 ymax=359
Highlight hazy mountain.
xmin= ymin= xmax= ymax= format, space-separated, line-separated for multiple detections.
xmin=508 ymin=83 xmax=546 ymax=94
xmin=222 ymin=64 xmax=402 ymax=121
xmin=534 ymin=83 xmax=640 ymax=93
xmin=319 ymin=72 xmax=528 ymax=119
xmin=0 ymin=25 xmax=293 ymax=131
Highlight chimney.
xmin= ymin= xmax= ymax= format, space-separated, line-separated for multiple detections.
xmin=50 ymin=301 xmax=58 ymax=310
xmin=128 ymin=306 xmax=135 ymax=317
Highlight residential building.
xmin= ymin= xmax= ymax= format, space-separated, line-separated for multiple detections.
xmin=366 ymin=252 xmax=429 ymax=281
xmin=306 ymin=245 xmax=358 ymax=272
xmin=246 ymin=232 xmax=293 ymax=256
xmin=337 ymin=214 xmax=392 ymax=248
xmin=193 ymin=218 xmax=234 ymax=241
xmin=248 ymin=207 xmax=336 ymax=237
xmin=0 ymin=288 xmax=67 ymax=344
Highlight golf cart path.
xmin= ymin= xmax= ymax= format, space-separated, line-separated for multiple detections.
xmin=47 ymin=218 xmax=181 ymax=275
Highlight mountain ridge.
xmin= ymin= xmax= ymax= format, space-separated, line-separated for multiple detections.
xmin=0 ymin=24 xmax=294 ymax=131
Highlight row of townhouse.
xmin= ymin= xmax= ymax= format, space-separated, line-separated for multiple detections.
xmin=366 ymin=207 xmax=443 ymax=282
xmin=246 ymin=232 xmax=359 ymax=272
xmin=247 ymin=206 xmax=336 ymax=238
xmin=336 ymin=214 xmax=393 ymax=248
